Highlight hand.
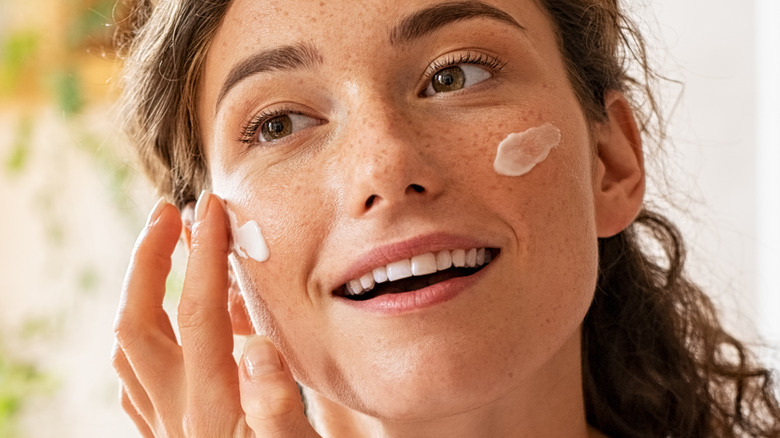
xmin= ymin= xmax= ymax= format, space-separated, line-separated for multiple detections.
xmin=112 ymin=192 xmax=320 ymax=437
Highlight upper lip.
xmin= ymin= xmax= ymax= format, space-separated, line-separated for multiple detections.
xmin=329 ymin=232 xmax=499 ymax=295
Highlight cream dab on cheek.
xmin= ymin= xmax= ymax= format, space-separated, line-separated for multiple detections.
xmin=493 ymin=123 xmax=562 ymax=176
xmin=227 ymin=208 xmax=269 ymax=262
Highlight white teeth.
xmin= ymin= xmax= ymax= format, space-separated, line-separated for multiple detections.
xmin=436 ymin=250 xmax=452 ymax=270
xmin=411 ymin=253 xmax=437 ymax=276
xmin=343 ymin=247 xmax=494 ymax=296
xmin=451 ymin=249 xmax=466 ymax=267
xmin=373 ymin=266 xmax=388 ymax=283
xmin=359 ymin=272 xmax=375 ymax=290
xmin=347 ymin=279 xmax=363 ymax=295
xmin=386 ymin=259 xmax=413 ymax=282
xmin=466 ymin=248 xmax=477 ymax=267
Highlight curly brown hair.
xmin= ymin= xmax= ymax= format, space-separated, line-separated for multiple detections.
xmin=114 ymin=0 xmax=780 ymax=435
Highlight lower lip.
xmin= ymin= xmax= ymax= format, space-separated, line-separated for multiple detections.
xmin=336 ymin=261 xmax=493 ymax=315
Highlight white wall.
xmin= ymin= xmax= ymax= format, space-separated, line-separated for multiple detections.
xmin=756 ymin=0 xmax=780 ymax=354
xmin=643 ymin=0 xmax=779 ymax=358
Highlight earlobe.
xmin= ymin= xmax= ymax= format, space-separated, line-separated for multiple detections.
xmin=593 ymin=91 xmax=646 ymax=238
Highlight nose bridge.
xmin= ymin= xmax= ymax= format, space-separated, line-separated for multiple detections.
xmin=339 ymin=94 xmax=442 ymax=217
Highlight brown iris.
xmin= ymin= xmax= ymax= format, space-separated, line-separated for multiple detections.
xmin=261 ymin=115 xmax=293 ymax=142
xmin=432 ymin=66 xmax=466 ymax=93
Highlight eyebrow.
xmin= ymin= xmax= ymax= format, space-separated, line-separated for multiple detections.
xmin=215 ymin=1 xmax=525 ymax=112
xmin=215 ymin=42 xmax=323 ymax=112
xmin=388 ymin=0 xmax=526 ymax=46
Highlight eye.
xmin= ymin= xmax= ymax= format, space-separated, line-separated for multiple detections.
xmin=424 ymin=64 xmax=493 ymax=96
xmin=240 ymin=111 xmax=320 ymax=145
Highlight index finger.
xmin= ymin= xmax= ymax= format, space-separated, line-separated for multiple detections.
xmin=116 ymin=198 xmax=182 ymax=341
xmin=177 ymin=191 xmax=243 ymax=425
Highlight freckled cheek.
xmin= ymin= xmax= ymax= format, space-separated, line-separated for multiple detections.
xmin=228 ymin=170 xmax=330 ymax=277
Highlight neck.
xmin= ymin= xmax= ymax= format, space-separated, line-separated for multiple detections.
xmin=305 ymin=331 xmax=599 ymax=438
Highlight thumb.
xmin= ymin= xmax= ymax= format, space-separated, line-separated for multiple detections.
xmin=239 ymin=336 xmax=321 ymax=437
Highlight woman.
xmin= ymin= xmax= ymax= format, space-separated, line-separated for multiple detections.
xmin=111 ymin=0 xmax=780 ymax=436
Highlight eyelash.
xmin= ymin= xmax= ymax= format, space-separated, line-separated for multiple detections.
xmin=238 ymin=107 xmax=301 ymax=145
xmin=237 ymin=52 xmax=507 ymax=145
xmin=422 ymin=51 xmax=507 ymax=87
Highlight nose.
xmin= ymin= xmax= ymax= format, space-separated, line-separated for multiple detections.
xmin=340 ymin=102 xmax=444 ymax=218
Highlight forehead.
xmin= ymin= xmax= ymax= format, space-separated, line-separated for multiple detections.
xmin=199 ymin=0 xmax=561 ymax=123
xmin=211 ymin=0 xmax=548 ymax=50
xmin=203 ymin=0 xmax=554 ymax=76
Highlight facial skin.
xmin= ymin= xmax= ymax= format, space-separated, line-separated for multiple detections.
xmin=197 ymin=0 xmax=643 ymax=436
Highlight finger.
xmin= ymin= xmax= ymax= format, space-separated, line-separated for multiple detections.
xmin=239 ymin=336 xmax=320 ymax=438
xmin=113 ymin=331 xmax=185 ymax=428
xmin=120 ymin=384 xmax=155 ymax=438
xmin=113 ymin=198 xmax=186 ymax=430
xmin=116 ymin=197 xmax=181 ymax=345
xmin=112 ymin=343 xmax=157 ymax=424
xmin=177 ymin=191 xmax=242 ymax=420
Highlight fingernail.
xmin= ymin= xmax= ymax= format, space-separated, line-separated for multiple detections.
xmin=194 ymin=190 xmax=212 ymax=222
xmin=243 ymin=336 xmax=282 ymax=377
xmin=146 ymin=197 xmax=167 ymax=225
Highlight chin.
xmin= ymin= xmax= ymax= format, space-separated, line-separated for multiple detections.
xmin=315 ymin=332 xmax=524 ymax=421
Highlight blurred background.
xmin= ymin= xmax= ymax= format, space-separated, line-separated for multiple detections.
xmin=0 ymin=0 xmax=777 ymax=436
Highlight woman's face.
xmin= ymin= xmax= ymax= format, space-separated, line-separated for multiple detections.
xmin=199 ymin=0 xmax=602 ymax=420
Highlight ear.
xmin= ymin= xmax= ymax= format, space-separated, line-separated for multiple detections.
xmin=181 ymin=202 xmax=255 ymax=336
xmin=593 ymin=91 xmax=645 ymax=238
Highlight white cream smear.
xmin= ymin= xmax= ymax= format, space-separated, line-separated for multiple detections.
xmin=227 ymin=207 xmax=269 ymax=262
xmin=493 ymin=123 xmax=561 ymax=176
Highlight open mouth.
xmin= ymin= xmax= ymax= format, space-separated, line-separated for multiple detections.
xmin=335 ymin=248 xmax=499 ymax=301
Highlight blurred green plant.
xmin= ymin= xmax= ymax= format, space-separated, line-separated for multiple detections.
xmin=0 ymin=30 xmax=40 ymax=98
xmin=0 ymin=345 xmax=57 ymax=438
xmin=4 ymin=116 xmax=33 ymax=176
xmin=52 ymin=69 xmax=84 ymax=116
xmin=0 ymin=1 xmax=149 ymax=434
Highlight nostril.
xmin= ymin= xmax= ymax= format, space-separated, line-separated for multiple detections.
xmin=365 ymin=194 xmax=377 ymax=209
xmin=408 ymin=184 xmax=425 ymax=194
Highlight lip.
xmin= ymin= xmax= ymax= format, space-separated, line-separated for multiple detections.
xmin=329 ymin=232 xmax=499 ymax=296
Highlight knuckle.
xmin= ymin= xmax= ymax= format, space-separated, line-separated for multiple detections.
xmin=110 ymin=345 xmax=127 ymax=372
xmin=176 ymin=300 xmax=211 ymax=331
xmin=177 ymin=295 xmax=225 ymax=332
xmin=113 ymin=314 xmax=145 ymax=350
xmin=120 ymin=390 xmax=136 ymax=414
xmin=252 ymin=390 xmax=304 ymax=424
